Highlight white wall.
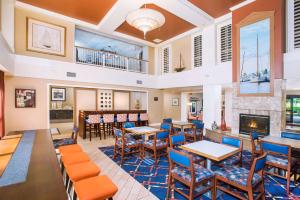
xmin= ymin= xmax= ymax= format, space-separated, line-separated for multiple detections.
xmin=224 ymin=88 xmax=233 ymax=127
xmin=0 ymin=33 xmax=14 ymax=72
xmin=180 ymin=92 xmax=188 ymax=121
xmin=1 ymin=0 xmax=14 ymax=52
xmin=284 ymin=51 xmax=300 ymax=90
xmin=203 ymin=85 xmax=222 ymax=128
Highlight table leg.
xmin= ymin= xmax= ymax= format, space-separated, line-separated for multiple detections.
xmin=181 ymin=126 xmax=184 ymax=132
xmin=140 ymin=134 xmax=146 ymax=159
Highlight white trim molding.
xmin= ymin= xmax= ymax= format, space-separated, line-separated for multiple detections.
xmin=229 ymin=0 xmax=256 ymax=11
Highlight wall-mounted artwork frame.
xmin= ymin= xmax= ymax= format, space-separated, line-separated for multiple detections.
xmin=51 ymin=88 xmax=66 ymax=101
xmin=172 ymin=98 xmax=179 ymax=106
xmin=15 ymin=89 xmax=36 ymax=108
xmin=27 ymin=17 xmax=66 ymax=56
xmin=236 ymin=11 xmax=274 ymax=96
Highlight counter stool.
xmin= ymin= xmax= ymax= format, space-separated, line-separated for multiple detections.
xmin=128 ymin=113 xmax=138 ymax=126
xmin=73 ymin=175 xmax=118 ymax=200
xmin=139 ymin=113 xmax=149 ymax=126
xmin=65 ymin=161 xmax=101 ymax=198
xmin=59 ymin=144 xmax=82 ymax=156
xmin=116 ymin=114 xmax=127 ymax=129
xmin=61 ymin=152 xmax=90 ymax=178
xmin=86 ymin=115 xmax=101 ymax=141
xmin=103 ymin=114 xmax=115 ymax=138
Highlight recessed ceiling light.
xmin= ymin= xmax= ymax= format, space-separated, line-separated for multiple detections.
xmin=153 ymin=38 xmax=163 ymax=43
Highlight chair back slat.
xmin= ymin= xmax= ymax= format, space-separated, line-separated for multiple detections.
xmin=128 ymin=114 xmax=138 ymax=122
xmin=123 ymin=122 xmax=135 ymax=129
xmin=140 ymin=113 xmax=148 ymax=121
xmin=251 ymin=131 xmax=259 ymax=140
xmin=163 ymin=118 xmax=172 ymax=123
xmin=253 ymin=153 xmax=267 ymax=172
xmin=222 ymin=136 xmax=241 ymax=148
xmin=88 ymin=114 xmax=101 ymax=123
xmin=281 ymin=131 xmax=300 ymax=140
xmin=103 ymin=114 xmax=114 ymax=123
xmin=261 ymin=141 xmax=289 ymax=155
xmin=160 ymin=123 xmax=172 ymax=131
xmin=157 ymin=131 xmax=169 ymax=140
xmin=169 ymin=149 xmax=191 ymax=168
xmin=170 ymin=134 xmax=185 ymax=147
xmin=117 ymin=114 xmax=127 ymax=122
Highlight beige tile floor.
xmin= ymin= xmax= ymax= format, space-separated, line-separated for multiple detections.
xmin=76 ymin=135 xmax=159 ymax=200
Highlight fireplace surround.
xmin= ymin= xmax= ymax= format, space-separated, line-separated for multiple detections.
xmin=239 ymin=114 xmax=270 ymax=136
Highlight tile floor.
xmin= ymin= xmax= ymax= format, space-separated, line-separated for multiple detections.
xmin=77 ymin=135 xmax=159 ymax=200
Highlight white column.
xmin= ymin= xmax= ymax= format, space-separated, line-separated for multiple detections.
xmin=1 ymin=0 xmax=15 ymax=52
xmin=203 ymin=85 xmax=222 ymax=129
xmin=180 ymin=92 xmax=188 ymax=121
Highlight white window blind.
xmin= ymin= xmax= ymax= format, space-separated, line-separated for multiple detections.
xmin=295 ymin=0 xmax=300 ymax=48
xmin=193 ymin=35 xmax=202 ymax=67
xmin=220 ymin=24 xmax=232 ymax=62
xmin=162 ymin=47 xmax=170 ymax=73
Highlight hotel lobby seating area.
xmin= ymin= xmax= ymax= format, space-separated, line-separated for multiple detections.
xmin=0 ymin=0 xmax=300 ymax=199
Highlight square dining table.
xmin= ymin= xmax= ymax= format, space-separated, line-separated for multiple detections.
xmin=172 ymin=121 xmax=193 ymax=132
xmin=180 ymin=140 xmax=240 ymax=170
xmin=125 ymin=126 xmax=161 ymax=140
xmin=261 ymin=135 xmax=300 ymax=149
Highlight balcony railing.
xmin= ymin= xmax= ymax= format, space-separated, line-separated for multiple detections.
xmin=75 ymin=46 xmax=148 ymax=74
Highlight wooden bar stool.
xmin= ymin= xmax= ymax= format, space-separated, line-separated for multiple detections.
xmin=73 ymin=175 xmax=118 ymax=200
xmin=128 ymin=113 xmax=138 ymax=126
xmin=86 ymin=115 xmax=101 ymax=141
xmin=65 ymin=161 xmax=101 ymax=198
xmin=116 ymin=114 xmax=127 ymax=129
xmin=103 ymin=114 xmax=115 ymax=138
xmin=139 ymin=113 xmax=149 ymax=126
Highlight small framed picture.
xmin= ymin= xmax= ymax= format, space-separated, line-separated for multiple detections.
xmin=172 ymin=98 xmax=179 ymax=106
xmin=51 ymin=88 xmax=66 ymax=101
xmin=27 ymin=17 xmax=66 ymax=56
xmin=15 ymin=89 xmax=36 ymax=108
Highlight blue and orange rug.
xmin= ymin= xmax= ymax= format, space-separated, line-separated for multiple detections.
xmin=99 ymin=146 xmax=300 ymax=200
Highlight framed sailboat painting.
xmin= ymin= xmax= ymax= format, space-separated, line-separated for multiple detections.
xmin=237 ymin=11 xmax=274 ymax=96
xmin=27 ymin=18 xmax=66 ymax=56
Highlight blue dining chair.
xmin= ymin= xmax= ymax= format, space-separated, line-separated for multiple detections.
xmin=218 ymin=136 xmax=243 ymax=166
xmin=163 ymin=118 xmax=172 ymax=123
xmin=250 ymin=132 xmax=262 ymax=162
xmin=281 ymin=131 xmax=300 ymax=140
xmin=261 ymin=141 xmax=297 ymax=193
xmin=166 ymin=148 xmax=215 ymax=200
xmin=185 ymin=121 xmax=204 ymax=142
xmin=215 ymin=153 xmax=267 ymax=200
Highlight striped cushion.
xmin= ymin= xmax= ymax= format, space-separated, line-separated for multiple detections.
xmin=215 ymin=166 xmax=262 ymax=186
xmin=171 ymin=164 xmax=214 ymax=183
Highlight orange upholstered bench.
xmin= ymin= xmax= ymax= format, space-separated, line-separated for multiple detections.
xmin=61 ymin=152 xmax=90 ymax=166
xmin=74 ymin=175 xmax=118 ymax=200
xmin=59 ymin=144 xmax=82 ymax=156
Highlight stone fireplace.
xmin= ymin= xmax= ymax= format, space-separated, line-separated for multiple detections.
xmin=231 ymin=79 xmax=286 ymax=137
xmin=239 ymin=114 xmax=270 ymax=136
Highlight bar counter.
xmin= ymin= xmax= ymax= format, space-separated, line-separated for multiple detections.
xmin=78 ymin=110 xmax=147 ymax=139
xmin=0 ymin=129 xmax=67 ymax=200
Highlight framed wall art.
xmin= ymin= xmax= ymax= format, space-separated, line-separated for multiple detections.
xmin=15 ymin=89 xmax=36 ymax=108
xmin=51 ymin=88 xmax=66 ymax=101
xmin=172 ymin=98 xmax=179 ymax=106
xmin=27 ymin=17 xmax=66 ymax=56
xmin=237 ymin=11 xmax=274 ymax=96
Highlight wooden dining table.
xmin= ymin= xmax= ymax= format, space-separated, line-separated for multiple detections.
xmin=180 ymin=140 xmax=240 ymax=169
xmin=172 ymin=121 xmax=193 ymax=132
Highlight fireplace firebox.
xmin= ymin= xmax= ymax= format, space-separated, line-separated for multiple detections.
xmin=239 ymin=114 xmax=270 ymax=136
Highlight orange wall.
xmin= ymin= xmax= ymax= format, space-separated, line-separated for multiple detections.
xmin=232 ymin=0 xmax=285 ymax=82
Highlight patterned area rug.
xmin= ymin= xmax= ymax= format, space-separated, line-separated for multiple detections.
xmin=99 ymin=146 xmax=300 ymax=200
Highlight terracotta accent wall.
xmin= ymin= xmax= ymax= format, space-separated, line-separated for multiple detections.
xmin=232 ymin=0 xmax=285 ymax=82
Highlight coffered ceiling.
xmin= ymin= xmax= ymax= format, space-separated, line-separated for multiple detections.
xmin=17 ymin=0 xmax=245 ymax=45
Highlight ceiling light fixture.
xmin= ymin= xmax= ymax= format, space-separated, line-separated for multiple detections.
xmin=126 ymin=5 xmax=165 ymax=39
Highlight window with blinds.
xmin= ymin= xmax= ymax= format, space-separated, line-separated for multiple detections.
xmin=220 ymin=24 xmax=232 ymax=62
xmin=162 ymin=47 xmax=170 ymax=73
xmin=295 ymin=0 xmax=300 ymax=48
xmin=193 ymin=35 xmax=202 ymax=67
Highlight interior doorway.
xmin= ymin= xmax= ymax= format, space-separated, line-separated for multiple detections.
xmin=286 ymin=95 xmax=300 ymax=127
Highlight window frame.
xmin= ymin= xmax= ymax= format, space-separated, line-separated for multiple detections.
xmin=191 ymin=32 xmax=203 ymax=68
xmin=216 ymin=20 xmax=232 ymax=64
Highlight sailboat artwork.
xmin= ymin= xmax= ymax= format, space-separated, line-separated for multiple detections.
xmin=239 ymin=18 xmax=271 ymax=95
xmin=27 ymin=18 xmax=66 ymax=56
